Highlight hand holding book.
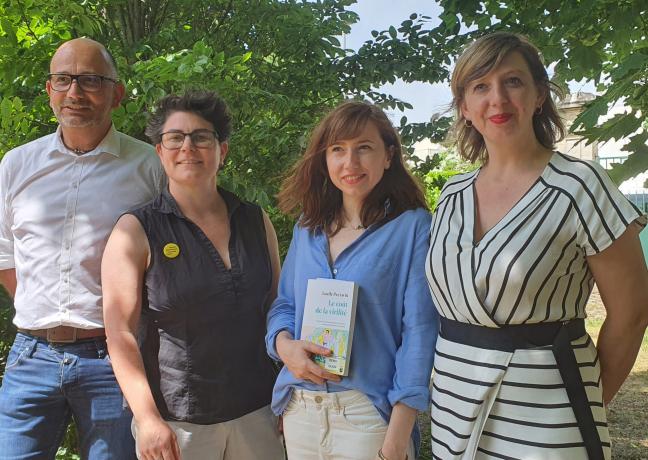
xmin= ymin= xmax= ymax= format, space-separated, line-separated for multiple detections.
xmin=275 ymin=330 xmax=342 ymax=385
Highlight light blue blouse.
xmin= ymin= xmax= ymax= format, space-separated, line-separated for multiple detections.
xmin=266 ymin=207 xmax=438 ymax=454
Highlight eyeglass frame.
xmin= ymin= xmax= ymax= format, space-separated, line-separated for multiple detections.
xmin=47 ymin=73 xmax=119 ymax=92
xmin=159 ymin=129 xmax=220 ymax=150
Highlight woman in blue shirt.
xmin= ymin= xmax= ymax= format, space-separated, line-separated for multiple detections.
xmin=266 ymin=101 xmax=438 ymax=460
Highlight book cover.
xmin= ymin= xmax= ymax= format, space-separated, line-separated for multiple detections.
xmin=300 ymin=278 xmax=358 ymax=376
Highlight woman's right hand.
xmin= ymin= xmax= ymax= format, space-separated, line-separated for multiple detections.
xmin=275 ymin=331 xmax=342 ymax=385
xmin=135 ymin=416 xmax=182 ymax=460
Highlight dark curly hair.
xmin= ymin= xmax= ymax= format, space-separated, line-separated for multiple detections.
xmin=145 ymin=90 xmax=232 ymax=144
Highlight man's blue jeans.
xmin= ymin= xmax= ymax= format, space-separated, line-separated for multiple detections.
xmin=0 ymin=333 xmax=136 ymax=459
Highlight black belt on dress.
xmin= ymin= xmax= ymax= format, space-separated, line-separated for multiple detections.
xmin=439 ymin=317 xmax=604 ymax=460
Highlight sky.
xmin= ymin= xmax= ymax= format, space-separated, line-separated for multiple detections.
xmin=346 ymin=0 xmax=451 ymax=124
xmin=345 ymin=1 xmax=597 ymax=124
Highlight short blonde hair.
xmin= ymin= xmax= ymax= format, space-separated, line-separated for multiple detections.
xmin=451 ymin=32 xmax=565 ymax=163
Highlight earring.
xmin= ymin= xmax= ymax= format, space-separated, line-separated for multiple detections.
xmin=534 ymin=106 xmax=543 ymax=115
xmin=465 ymin=119 xmax=473 ymax=128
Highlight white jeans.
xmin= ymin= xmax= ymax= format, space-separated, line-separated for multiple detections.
xmin=282 ymin=389 xmax=415 ymax=460
xmin=134 ymin=405 xmax=285 ymax=460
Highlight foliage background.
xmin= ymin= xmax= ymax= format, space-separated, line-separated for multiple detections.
xmin=1 ymin=0 xmax=647 ymax=457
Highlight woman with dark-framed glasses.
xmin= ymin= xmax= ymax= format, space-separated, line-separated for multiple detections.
xmin=101 ymin=90 xmax=285 ymax=460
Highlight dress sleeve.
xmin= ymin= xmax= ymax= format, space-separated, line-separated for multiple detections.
xmin=387 ymin=210 xmax=439 ymax=411
xmin=265 ymin=223 xmax=300 ymax=361
xmin=574 ymin=159 xmax=646 ymax=256
xmin=0 ymin=153 xmax=15 ymax=270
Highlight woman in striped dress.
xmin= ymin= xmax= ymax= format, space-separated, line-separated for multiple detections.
xmin=426 ymin=32 xmax=648 ymax=459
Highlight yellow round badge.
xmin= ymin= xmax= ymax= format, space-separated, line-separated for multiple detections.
xmin=163 ymin=243 xmax=180 ymax=259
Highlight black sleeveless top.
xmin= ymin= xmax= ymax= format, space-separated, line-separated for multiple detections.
xmin=129 ymin=187 xmax=277 ymax=424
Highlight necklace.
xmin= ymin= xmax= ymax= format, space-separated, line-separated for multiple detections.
xmin=72 ymin=147 xmax=92 ymax=155
xmin=343 ymin=223 xmax=366 ymax=230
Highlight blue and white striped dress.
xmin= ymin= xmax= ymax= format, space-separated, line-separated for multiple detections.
xmin=425 ymin=152 xmax=645 ymax=459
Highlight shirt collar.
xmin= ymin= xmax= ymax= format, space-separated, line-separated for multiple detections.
xmin=48 ymin=125 xmax=121 ymax=158
xmin=155 ymin=186 xmax=241 ymax=219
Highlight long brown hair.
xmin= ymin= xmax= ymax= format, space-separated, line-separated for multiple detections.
xmin=278 ymin=101 xmax=427 ymax=233
xmin=451 ymin=32 xmax=565 ymax=163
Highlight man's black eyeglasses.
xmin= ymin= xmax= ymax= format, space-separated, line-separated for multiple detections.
xmin=48 ymin=73 xmax=118 ymax=92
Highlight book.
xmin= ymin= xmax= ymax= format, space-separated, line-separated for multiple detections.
xmin=300 ymin=278 xmax=359 ymax=376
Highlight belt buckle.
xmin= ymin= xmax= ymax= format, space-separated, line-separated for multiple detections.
xmin=47 ymin=326 xmax=77 ymax=343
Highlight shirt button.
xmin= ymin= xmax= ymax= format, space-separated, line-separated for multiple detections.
xmin=314 ymin=395 xmax=323 ymax=403
xmin=332 ymin=268 xmax=338 ymax=275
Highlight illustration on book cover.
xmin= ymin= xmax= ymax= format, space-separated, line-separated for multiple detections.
xmin=301 ymin=278 xmax=358 ymax=376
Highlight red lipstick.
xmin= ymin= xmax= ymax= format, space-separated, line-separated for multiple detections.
xmin=489 ymin=114 xmax=512 ymax=124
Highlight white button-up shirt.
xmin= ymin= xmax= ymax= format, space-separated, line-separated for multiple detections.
xmin=0 ymin=126 xmax=164 ymax=329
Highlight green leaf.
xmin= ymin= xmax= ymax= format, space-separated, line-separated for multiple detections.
xmin=608 ymin=142 xmax=648 ymax=184
xmin=610 ymin=52 xmax=647 ymax=80
xmin=0 ymin=98 xmax=12 ymax=129
xmin=125 ymin=102 xmax=138 ymax=114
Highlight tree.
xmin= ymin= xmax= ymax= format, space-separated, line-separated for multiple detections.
xmin=0 ymin=5 xmax=455 ymax=456
xmin=0 ymin=0 xmax=456 ymax=250
xmin=434 ymin=0 xmax=648 ymax=184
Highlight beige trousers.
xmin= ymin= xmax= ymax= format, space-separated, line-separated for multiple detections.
xmin=282 ymin=389 xmax=415 ymax=460
xmin=134 ymin=405 xmax=285 ymax=460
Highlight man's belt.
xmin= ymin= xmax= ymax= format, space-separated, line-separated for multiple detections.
xmin=18 ymin=326 xmax=106 ymax=343
xmin=439 ymin=317 xmax=605 ymax=460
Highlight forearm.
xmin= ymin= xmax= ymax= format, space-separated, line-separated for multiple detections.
xmin=597 ymin=315 xmax=648 ymax=404
xmin=380 ymin=403 xmax=417 ymax=460
xmin=0 ymin=268 xmax=16 ymax=298
xmin=107 ymin=331 xmax=163 ymax=423
xmin=266 ymin=304 xmax=296 ymax=360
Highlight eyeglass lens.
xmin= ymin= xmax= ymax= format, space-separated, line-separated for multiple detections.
xmin=161 ymin=130 xmax=217 ymax=149
xmin=49 ymin=74 xmax=104 ymax=92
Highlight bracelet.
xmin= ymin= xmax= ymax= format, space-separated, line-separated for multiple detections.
xmin=377 ymin=449 xmax=407 ymax=460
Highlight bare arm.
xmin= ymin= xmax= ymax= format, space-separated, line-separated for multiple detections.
xmin=262 ymin=210 xmax=281 ymax=309
xmin=0 ymin=269 xmax=16 ymax=298
xmin=102 ymin=214 xmax=180 ymax=460
xmin=588 ymin=223 xmax=648 ymax=404
xmin=379 ymin=402 xmax=417 ymax=460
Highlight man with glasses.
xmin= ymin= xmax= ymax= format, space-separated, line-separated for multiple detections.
xmin=0 ymin=38 xmax=163 ymax=459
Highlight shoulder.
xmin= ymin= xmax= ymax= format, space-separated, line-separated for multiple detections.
xmin=394 ymin=207 xmax=432 ymax=228
xmin=545 ymin=152 xmax=620 ymax=199
xmin=438 ymin=169 xmax=479 ymax=201
xmin=383 ymin=208 xmax=431 ymax=248
xmin=129 ymin=194 xmax=161 ymax=216
xmin=114 ymin=131 xmax=158 ymax=164
xmin=1 ymin=133 xmax=57 ymax=167
xmin=115 ymin=130 xmax=156 ymax=153
xmin=219 ymin=187 xmax=263 ymax=219
xmin=291 ymin=220 xmax=315 ymax=245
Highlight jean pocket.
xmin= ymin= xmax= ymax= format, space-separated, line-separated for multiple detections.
xmin=5 ymin=343 xmax=29 ymax=370
xmin=283 ymin=396 xmax=302 ymax=416
xmin=339 ymin=395 xmax=387 ymax=433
